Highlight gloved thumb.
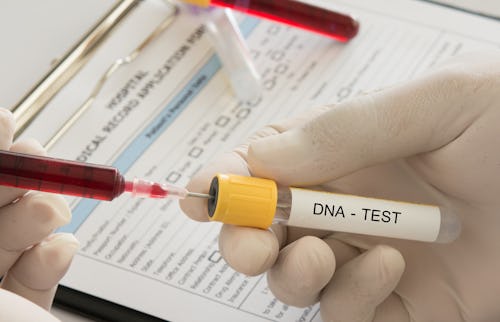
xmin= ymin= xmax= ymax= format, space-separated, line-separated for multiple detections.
xmin=247 ymin=58 xmax=489 ymax=185
xmin=1 ymin=233 xmax=79 ymax=310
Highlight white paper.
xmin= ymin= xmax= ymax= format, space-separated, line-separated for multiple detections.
xmin=19 ymin=0 xmax=500 ymax=321
xmin=288 ymin=188 xmax=441 ymax=242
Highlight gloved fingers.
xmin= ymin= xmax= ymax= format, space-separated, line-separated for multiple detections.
xmin=322 ymin=236 xmax=409 ymax=322
xmin=372 ymin=293 xmax=411 ymax=322
xmin=322 ymin=235 xmax=361 ymax=268
xmin=218 ymin=224 xmax=280 ymax=276
xmin=285 ymin=226 xmax=332 ymax=245
xmin=0 ymin=233 xmax=79 ymax=310
xmin=243 ymin=104 xmax=331 ymax=138
xmin=319 ymin=245 xmax=406 ymax=322
xmin=0 ymin=137 xmax=47 ymax=207
xmin=0 ymin=289 xmax=61 ymax=322
xmin=0 ymin=108 xmax=15 ymax=149
xmin=263 ymin=234 xmax=361 ymax=307
xmin=10 ymin=137 xmax=47 ymax=156
xmin=247 ymin=56 xmax=492 ymax=185
xmin=266 ymin=236 xmax=335 ymax=307
xmin=0 ymin=192 xmax=71 ymax=276
xmin=268 ymin=223 xmax=287 ymax=249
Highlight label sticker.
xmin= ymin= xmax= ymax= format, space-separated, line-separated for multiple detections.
xmin=288 ymin=188 xmax=441 ymax=242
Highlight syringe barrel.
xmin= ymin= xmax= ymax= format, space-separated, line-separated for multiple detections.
xmin=0 ymin=150 xmax=125 ymax=200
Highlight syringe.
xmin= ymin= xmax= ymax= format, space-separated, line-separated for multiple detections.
xmin=0 ymin=150 xmax=210 ymax=201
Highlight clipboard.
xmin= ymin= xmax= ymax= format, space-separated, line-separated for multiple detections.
xmin=4 ymin=1 xmax=500 ymax=322
xmin=0 ymin=0 xmax=116 ymax=110
xmin=11 ymin=0 xmax=142 ymax=137
xmin=11 ymin=0 xmax=179 ymax=144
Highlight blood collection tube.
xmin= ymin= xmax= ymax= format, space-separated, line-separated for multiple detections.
xmin=207 ymin=174 xmax=461 ymax=243
xmin=0 ymin=150 xmax=209 ymax=201
xmin=182 ymin=0 xmax=359 ymax=41
xmin=186 ymin=5 xmax=262 ymax=102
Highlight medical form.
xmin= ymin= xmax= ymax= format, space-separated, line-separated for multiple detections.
xmin=18 ymin=0 xmax=500 ymax=321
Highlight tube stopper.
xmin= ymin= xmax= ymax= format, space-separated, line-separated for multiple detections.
xmin=208 ymin=173 xmax=277 ymax=229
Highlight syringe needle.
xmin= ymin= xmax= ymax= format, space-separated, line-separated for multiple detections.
xmin=187 ymin=191 xmax=212 ymax=199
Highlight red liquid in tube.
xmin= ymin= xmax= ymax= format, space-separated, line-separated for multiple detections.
xmin=210 ymin=0 xmax=359 ymax=41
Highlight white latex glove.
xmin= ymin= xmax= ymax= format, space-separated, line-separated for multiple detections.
xmin=0 ymin=108 xmax=79 ymax=321
xmin=180 ymin=51 xmax=500 ymax=322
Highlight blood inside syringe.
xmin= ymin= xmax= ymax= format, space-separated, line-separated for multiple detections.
xmin=0 ymin=150 xmax=209 ymax=201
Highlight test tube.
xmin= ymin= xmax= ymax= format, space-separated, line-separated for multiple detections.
xmin=207 ymin=174 xmax=461 ymax=243
xmin=182 ymin=0 xmax=359 ymax=41
xmin=186 ymin=5 xmax=262 ymax=102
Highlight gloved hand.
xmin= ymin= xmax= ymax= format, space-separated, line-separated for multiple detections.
xmin=0 ymin=108 xmax=79 ymax=321
xmin=180 ymin=51 xmax=500 ymax=322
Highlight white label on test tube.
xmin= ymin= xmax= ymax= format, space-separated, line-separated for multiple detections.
xmin=287 ymin=188 xmax=441 ymax=242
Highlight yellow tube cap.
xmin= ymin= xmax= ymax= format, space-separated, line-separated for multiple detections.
xmin=208 ymin=174 xmax=277 ymax=229
xmin=180 ymin=0 xmax=211 ymax=7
